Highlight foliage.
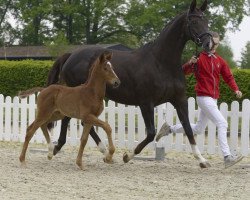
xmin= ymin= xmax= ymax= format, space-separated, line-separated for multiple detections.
xmin=216 ymin=39 xmax=237 ymax=68
xmin=0 ymin=60 xmax=52 ymax=97
xmin=0 ymin=0 xmax=18 ymax=45
xmin=0 ymin=0 xmax=249 ymax=48
xmin=240 ymin=41 xmax=250 ymax=69
xmin=45 ymin=32 xmax=70 ymax=58
xmin=0 ymin=61 xmax=249 ymax=107
xmin=186 ymin=69 xmax=250 ymax=106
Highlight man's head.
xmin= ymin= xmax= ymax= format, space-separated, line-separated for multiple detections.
xmin=210 ymin=31 xmax=220 ymax=52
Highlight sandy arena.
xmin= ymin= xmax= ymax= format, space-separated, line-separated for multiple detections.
xmin=0 ymin=141 xmax=249 ymax=200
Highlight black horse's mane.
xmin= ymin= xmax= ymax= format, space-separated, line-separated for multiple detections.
xmin=139 ymin=11 xmax=187 ymax=50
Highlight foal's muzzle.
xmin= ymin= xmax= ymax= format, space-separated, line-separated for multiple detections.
xmin=112 ymin=79 xmax=121 ymax=88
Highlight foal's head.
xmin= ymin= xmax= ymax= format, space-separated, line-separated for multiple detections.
xmin=92 ymin=51 xmax=121 ymax=88
xmin=186 ymin=0 xmax=212 ymax=52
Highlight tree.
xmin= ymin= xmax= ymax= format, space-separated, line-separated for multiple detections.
xmin=14 ymin=0 xmax=53 ymax=45
xmin=3 ymin=0 xmax=250 ymax=49
xmin=0 ymin=0 xmax=17 ymax=46
xmin=241 ymin=41 xmax=250 ymax=69
xmin=217 ymin=39 xmax=237 ymax=68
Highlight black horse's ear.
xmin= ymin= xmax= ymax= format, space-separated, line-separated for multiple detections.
xmin=189 ymin=0 xmax=197 ymax=12
xmin=200 ymin=0 xmax=207 ymax=12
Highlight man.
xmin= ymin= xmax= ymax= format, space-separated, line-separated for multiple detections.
xmin=156 ymin=32 xmax=243 ymax=168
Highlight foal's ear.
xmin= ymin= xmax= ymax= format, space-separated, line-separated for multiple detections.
xmin=105 ymin=51 xmax=113 ymax=61
xmin=189 ymin=0 xmax=197 ymax=12
xmin=99 ymin=51 xmax=112 ymax=63
xmin=200 ymin=0 xmax=207 ymax=12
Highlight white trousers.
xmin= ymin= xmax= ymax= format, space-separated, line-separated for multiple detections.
xmin=171 ymin=96 xmax=231 ymax=157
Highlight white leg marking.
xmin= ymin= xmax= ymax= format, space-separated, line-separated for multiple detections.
xmin=98 ymin=142 xmax=106 ymax=154
xmin=47 ymin=142 xmax=54 ymax=160
xmin=127 ymin=152 xmax=135 ymax=160
xmin=191 ymin=145 xmax=206 ymax=163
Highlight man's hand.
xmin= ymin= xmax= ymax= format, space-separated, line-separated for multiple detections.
xmin=189 ymin=56 xmax=198 ymax=65
xmin=235 ymin=90 xmax=242 ymax=98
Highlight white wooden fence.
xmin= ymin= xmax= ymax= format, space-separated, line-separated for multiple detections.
xmin=0 ymin=94 xmax=249 ymax=156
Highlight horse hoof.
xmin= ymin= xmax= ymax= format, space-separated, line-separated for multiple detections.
xmin=47 ymin=154 xmax=53 ymax=160
xmin=20 ymin=161 xmax=27 ymax=168
xmin=53 ymin=145 xmax=60 ymax=156
xmin=103 ymin=157 xmax=114 ymax=164
xmin=199 ymin=161 xmax=211 ymax=168
xmin=76 ymin=162 xmax=84 ymax=170
xmin=123 ymin=152 xmax=130 ymax=163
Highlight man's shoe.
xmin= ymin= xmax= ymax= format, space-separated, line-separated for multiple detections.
xmin=156 ymin=122 xmax=171 ymax=142
xmin=224 ymin=155 xmax=244 ymax=169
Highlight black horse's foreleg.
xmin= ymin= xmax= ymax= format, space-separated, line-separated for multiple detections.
xmin=123 ymin=103 xmax=155 ymax=163
xmin=174 ymin=99 xmax=211 ymax=168
xmin=53 ymin=117 xmax=71 ymax=155
xmin=53 ymin=117 xmax=104 ymax=155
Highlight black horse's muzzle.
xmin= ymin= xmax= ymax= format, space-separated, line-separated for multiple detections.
xmin=196 ymin=32 xmax=213 ymax=52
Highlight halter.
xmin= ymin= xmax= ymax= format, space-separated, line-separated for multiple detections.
xmin=187 ymin=13 xmax=212 ymax=48
xmin=187 ymin=12 xmax=212 ymax=73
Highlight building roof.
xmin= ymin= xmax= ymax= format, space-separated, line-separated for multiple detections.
xmin=0 ymin=44 xmax=132 ymax=60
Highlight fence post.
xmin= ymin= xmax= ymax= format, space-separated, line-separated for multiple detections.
xmin=0 ymin=94 xmax=3 ymax=141
xmin=230 ymin=101 xmax=240 ymax=155
xmin=13 ymin=97 xmax=19 ymax=142
xmin=4 ymin=96 xmax=12 ymax=141
xmin=241 ymin=99 xmax=250 ymax=156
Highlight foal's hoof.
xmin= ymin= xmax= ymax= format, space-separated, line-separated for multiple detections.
xmin=47 ymin=154 xmax=53 ymax=160
xmin=76 ymin=161 xmax=84 ymax=170
xmin=199 ymin=161 xmax=211 ymax=168
xmin=103 ymin=157 xmax=114 ymax=164
xmin=20 ymin=161 xmax=27 ymax=168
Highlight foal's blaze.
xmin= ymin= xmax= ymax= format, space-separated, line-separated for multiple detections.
xmin=18 ymin=51 xmax=120 ymax=170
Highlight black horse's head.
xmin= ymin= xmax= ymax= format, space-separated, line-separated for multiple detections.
xmin=187 ymin=0 xmax=212 ymax=52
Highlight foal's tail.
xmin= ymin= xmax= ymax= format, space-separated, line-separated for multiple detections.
xmin=18 ymin=87 xmax=44 ymax=99
xmin=46 ymin=53 xmax=71 ymax=86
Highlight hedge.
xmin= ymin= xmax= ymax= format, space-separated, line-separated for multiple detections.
xmin=186 ymin=69 xmax=250 ymax=106
xmin=0 ymin=60 xmax=249 ymax=106
xmin=0 ymin=60 xmax=53 ymax=97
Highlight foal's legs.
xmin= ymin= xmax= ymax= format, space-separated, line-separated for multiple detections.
xmin=53 ymin=117 xmax=105 ymax=155
xmin=76 ymin=124 xmax=91 ymax=170
xmin=173 ymin=99 xmax=211 ymax=168
xmin=40 ymin=124 xmax=54 ymax=160
xmin=123 ymin=103 xmax=155 ymax=163
xmin=19 ymin=120 xmax=45 ymax=165
xmin=84 ymin=114 xmax=115 ymax=163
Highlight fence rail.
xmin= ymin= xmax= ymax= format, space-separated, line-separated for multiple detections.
xmin=0 ymin=94 xmax=249 ymax=156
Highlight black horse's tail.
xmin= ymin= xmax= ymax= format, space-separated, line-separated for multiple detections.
xmin=47 ymin=53 xmax=71 ymax=130
xmin=46 ymin=53 xmax=71 ymax=86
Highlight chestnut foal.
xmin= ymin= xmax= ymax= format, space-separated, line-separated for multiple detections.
xmin=18 ymin=51 xmax=120 ymax=169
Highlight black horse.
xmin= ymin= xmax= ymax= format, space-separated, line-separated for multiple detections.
xmin=47 ymin=0 xmax=212 ymax=168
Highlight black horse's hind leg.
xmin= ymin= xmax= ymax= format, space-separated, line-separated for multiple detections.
xmin=53 ymin=117 xmax=104 ymax=155
xmin=123 ymin=103 xmax=155 ymax=163
xmin=173 ymin=99 xmax=211 ymax=168
xmin=53 ymin=117 xmax=71 ymax=155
